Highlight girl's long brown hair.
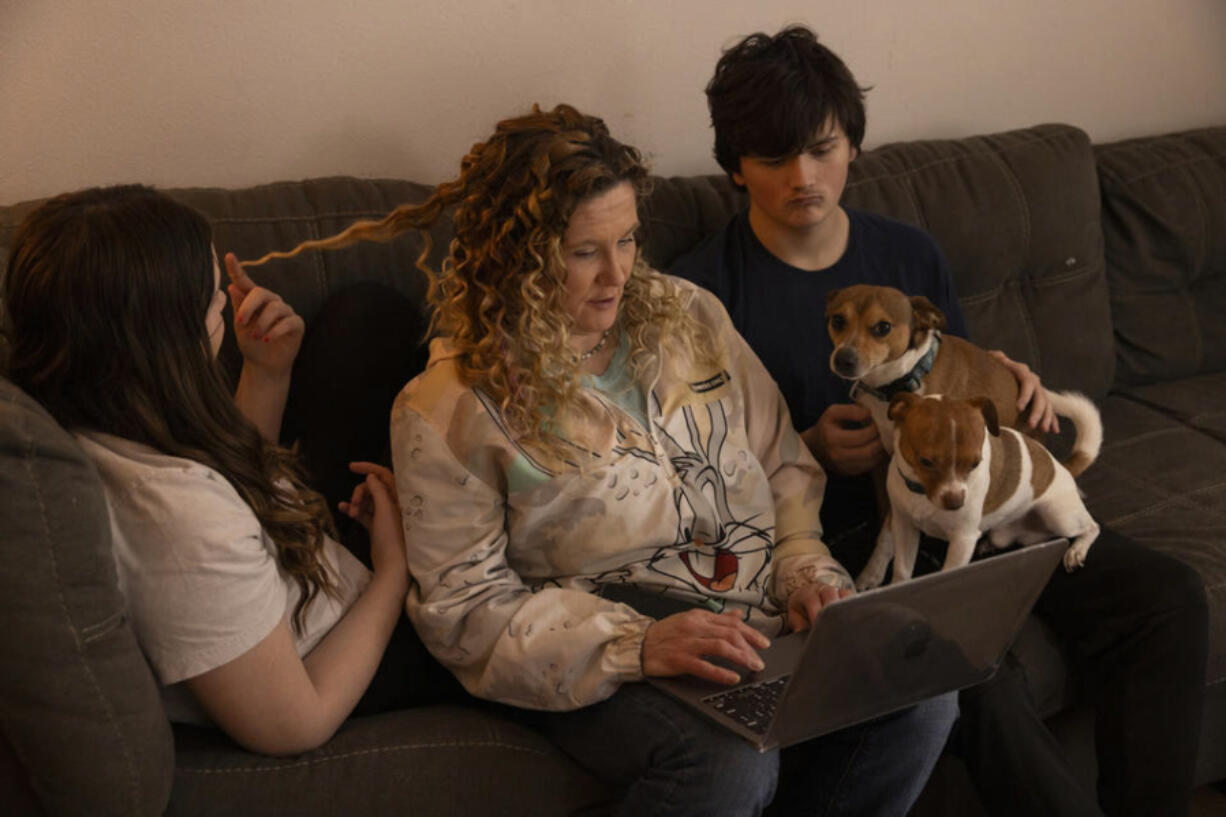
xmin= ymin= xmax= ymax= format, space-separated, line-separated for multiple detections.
xmin=4 ymin=185 xmax=337 ymax=631
xmin=245 ymin=104 xmax=719 ymax=463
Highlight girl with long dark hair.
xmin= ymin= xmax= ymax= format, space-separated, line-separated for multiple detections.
xmin=4 ymin=185 xmax=409 ymax=756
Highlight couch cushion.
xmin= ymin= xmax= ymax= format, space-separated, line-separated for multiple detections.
xmin=169 ymin=705 xmax=613 ymax=817
xmin=0 ymin=376 xmax=174 ymax=816
xmin=1096 ymin=127 xmax=1226 ymax=387
xmin=1113 ymin=371 xmax=1226 ymax=445
xmin=1078 ymin=394 xmax=1226 ymax=685
xmin=173 ymin=177 xmax=443 ymax=323
xmin=643 ymin=124 xmax=1114 ymax=400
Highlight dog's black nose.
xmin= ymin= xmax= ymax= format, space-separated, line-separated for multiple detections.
xmin=833 ymin=347 xmax=859 ymax=377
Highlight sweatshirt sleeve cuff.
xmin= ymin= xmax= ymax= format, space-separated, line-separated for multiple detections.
xmin=602 ymin=615 xmax=653 ymax=682
xmin=772 ymin=553 xmax=854 ymax=605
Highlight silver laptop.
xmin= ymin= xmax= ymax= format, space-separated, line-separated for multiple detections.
xmin=648 ymin=538 xmax=1067 ymax=752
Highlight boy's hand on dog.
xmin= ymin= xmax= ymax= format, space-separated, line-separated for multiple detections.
xmin=787 ymin=582 xmax=854 ymax=632
xmin=642 ymin=609 xmax=771 ymax=685
xmin=225 ymin=252 xmax=305 ymax=379
xmin=988 ymin=351 xmax=1059 ymax=434
xmin=803 ymin=403 xmax=885 ymax=476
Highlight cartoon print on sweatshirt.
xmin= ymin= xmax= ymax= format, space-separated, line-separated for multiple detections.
xmin=479 ymin=383 xmax=771 ymax=612
xmin=649 ymin=400 xmax=772 ymax=608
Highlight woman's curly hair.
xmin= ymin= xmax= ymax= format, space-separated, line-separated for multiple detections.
xmin=247 ymin=104 xmax=720 ymax=463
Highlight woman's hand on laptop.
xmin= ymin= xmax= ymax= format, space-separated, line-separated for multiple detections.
xmin=787 ymin=582 xmax=854 ymax=633
xmin=642 ymin=609 xmax=771 ymax=685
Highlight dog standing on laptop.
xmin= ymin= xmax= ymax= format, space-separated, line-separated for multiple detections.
xmin=824 ymin=284 xmax=1102 ymax=587
xmin=886 ymin=392 xmax=1100 ymax=582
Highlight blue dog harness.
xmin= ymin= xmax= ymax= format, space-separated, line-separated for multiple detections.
xmin=852 ymin=334 xmax=942 ymax=402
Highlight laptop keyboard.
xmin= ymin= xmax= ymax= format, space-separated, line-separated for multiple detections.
xmin=702 ymin=675 xmax=790 ymax=735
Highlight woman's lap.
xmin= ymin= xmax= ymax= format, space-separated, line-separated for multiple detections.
xmin=517 ymin=682 xmax=956 ymax=817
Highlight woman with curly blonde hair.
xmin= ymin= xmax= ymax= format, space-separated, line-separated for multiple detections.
xmin=248 ymin=104 xmax=716 ymax=464
xmin=252 ymin=103 xmax=954 ymax=815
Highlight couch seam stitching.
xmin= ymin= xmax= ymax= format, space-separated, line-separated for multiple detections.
xmin=987 ymin=149 xmax=1043 ymax=370
xmin=1099 ymin=424 xmax=1181 ymax=451
xmin=958 ymin=265 xmax=1102 ymax=310
xmin=844 ymin=128 xmax=1079 ymax=189
xmin=901 ymin=175 xmax=928 ymax=232
xmin=1098 ymin=148 xmax=1226 ymax=187
xmin=210 ymin=210 xmax=397 ymax=226
xmin=175 ymin=739 xmax=554 ymax=774
xmin=1093 ymin=467 xmax=1226 ymax=526
xmin=80 ymin=609 xmax=125 ymax=642
xmin=1187 ymin=162 xmax=1208 ymax=371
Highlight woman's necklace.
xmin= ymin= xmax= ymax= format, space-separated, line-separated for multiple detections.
xmin=575 ymin=329 xmax=612 ymax=362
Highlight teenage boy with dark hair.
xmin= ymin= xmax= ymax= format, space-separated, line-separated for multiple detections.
xmin=671 ymin=24 xmax=1208 ymax=817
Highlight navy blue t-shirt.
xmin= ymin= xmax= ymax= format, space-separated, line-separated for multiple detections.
xmin=670 ymin=207 xmax=967 ymax=539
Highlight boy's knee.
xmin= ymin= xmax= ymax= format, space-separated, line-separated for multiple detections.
xmin=1134 ymin=551 xmax=1208 ymax=638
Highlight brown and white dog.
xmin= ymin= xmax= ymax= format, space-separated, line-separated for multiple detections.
xmin=883 ymin=393 xmax=1099 ymax=581
xmin=824 ymin=284 xmax=1103 ymax=587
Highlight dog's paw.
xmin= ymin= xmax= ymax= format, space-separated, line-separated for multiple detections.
xmin=855 ymin=566 xmax=886 ymax=591
xmin=1063 ymin=544 xmax=1089 ymax=571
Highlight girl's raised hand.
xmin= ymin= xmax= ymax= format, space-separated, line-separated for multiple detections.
xmin=225 ymin=253 xmax=304 ymax=378
xmin=338 ymin=463 xmax=406 ymax=582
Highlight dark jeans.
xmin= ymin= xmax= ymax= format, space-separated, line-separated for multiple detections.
xmin=830 ymin=518 xmax=1208 ymax=817
xmin=515 ymin=683 xmax=958 ymax=817
xmin=957 ymin=527 xmax=1208 ymax=817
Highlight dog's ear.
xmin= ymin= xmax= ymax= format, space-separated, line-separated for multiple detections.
xmin=889 ymin=392 xmax=919 ymax=423
xmin=970 ymin=397 xmax=1000 ymax=437
xmin=909 ymin=296 xmax=947 ymax=345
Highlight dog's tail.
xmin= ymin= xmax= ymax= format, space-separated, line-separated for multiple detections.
xmin=1048 ymin=391 xmax=1103 ymax=477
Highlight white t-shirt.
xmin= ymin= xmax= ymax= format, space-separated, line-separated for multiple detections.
xmin=76 ymin=431 xmax=370 ymax=724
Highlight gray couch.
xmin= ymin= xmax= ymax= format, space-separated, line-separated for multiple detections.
xmin=2 ymin=122 xmax=1223 ymax=815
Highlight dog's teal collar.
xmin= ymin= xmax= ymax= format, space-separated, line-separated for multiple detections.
xmin=854 ymin=334 xmax=941 ymax=402
xmin=898 ymin=465 xmax=927 ymax=495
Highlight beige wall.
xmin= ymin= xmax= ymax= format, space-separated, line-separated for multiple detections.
xmin=3 ymin=0 xmax=1224 ymax=203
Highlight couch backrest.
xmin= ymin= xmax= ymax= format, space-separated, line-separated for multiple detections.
xmin=0 ymin=376 xmax=173 ymax=817
xmin=168 ymin=178 xmax=444 ymax=382
xmin=0 ymin=122 xmax=1133 ymax=403
xmin=641 ymin=123 xmax=1115 ymax=400
xmin=1095 ymin=127 xmax=1226 ymax=387
xmin=0 ymin=178 xmax=443 ymax=381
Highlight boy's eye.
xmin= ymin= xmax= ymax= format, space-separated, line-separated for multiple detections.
xmin=871 ymin=321 xmax=892 ymax=337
